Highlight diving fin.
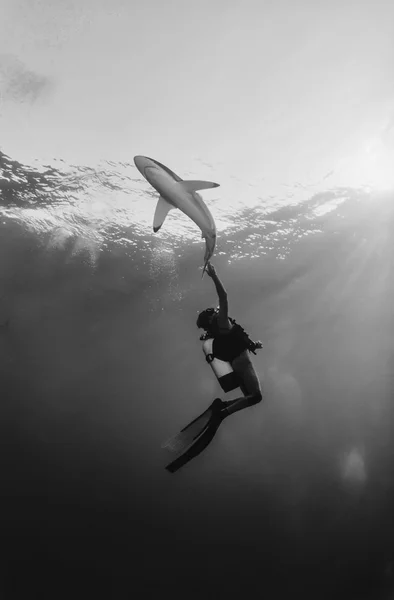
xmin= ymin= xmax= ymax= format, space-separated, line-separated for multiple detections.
xmin=165 ymin=410 xmax=224 ymax=473
xmin=161 ymin=398 xmax=223 ymax=454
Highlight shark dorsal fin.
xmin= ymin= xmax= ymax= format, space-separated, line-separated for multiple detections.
xmin=153 ymin=196 xmax=174 ymax=232
xmin=178 ymin=180 xmax=220 ymax=193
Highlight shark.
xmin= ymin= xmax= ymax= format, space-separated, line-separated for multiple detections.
xmin=133 ymin=155 xmax=218 ymax=275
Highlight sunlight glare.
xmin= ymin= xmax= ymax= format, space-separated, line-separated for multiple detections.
xmin=359 ymin=137 xmax=394 ymax=190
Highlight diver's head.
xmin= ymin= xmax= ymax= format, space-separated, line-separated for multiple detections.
xmin=196 ymin=307 xmax=218 ymax=330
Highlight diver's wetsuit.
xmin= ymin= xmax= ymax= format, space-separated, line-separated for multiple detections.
xmin=165 ymin=318 xmax=260 ymax=473
xmin=210 ymin=319 xmax=252 ymax=363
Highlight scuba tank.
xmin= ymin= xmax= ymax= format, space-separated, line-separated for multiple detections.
xmin=202 ymin=337 xmax=240 ymax=392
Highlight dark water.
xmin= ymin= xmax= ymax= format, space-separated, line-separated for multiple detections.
xmin=1 ymin=150 xmax=394 ymax=599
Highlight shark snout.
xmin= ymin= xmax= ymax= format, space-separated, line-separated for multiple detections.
xmin=133 ymin=155 xmax=146 ymax=176
xmin=134 ymin=155 xmax=157 ymax=178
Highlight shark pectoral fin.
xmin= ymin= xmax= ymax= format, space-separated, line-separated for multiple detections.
xmin=153 ymin=196 xmax=174 ymax=232
xmin=179 ymin=180 xmax=220 ymax=193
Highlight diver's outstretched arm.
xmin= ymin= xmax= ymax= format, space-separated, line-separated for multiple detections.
xmin=206 ymin=262 xmax=226 ymax=298
xmin=206 ymin=262 xmax=228 ymax=326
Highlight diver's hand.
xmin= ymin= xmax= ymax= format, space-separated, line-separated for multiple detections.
xmin=249 ymin=340 xmax=263 ymax=354
xmin=206 ymin=262 xmax=217 ymax=279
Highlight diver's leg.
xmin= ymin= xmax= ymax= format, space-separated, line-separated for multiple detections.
xmin=222 ymin=352 xmax=263 ymax=417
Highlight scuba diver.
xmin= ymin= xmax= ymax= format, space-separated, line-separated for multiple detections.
xmin=164 ymin=261 xmax=263 ymax=473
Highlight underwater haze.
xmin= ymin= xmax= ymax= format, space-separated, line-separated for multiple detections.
xmin=1 ymin=0 xmax=394 ymax=597
xmin=0 ymin=150 xmax=393 ymax=599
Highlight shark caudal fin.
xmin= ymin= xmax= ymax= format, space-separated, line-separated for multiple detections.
xmin=178 ymin=180 xmax=219 ymax=193
xmin=201 ymin=233 xmax=216 ymax=278
xmin=153 ymin=195 xmax=174 ymax=232
xmin=201 ymin=259 xmax=209 ymax=278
